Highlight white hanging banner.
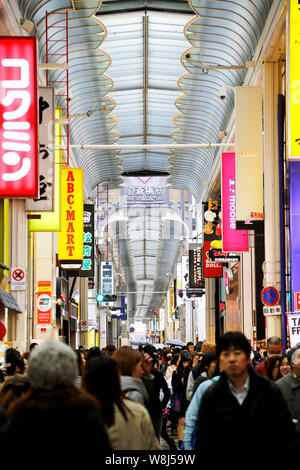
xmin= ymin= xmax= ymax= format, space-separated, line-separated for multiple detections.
xmin=26 ymin=87 xmax=55 ymax=211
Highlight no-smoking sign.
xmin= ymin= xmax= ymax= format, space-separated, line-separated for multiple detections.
xmin=11 ymin=267 xmax=26 ymax=291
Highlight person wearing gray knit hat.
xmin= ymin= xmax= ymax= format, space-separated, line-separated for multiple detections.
xmin=27 ymin=340 xmax=77 ymax=390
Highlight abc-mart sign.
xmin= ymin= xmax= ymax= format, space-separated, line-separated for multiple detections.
xmin=0 ymin=37 xmax=38 ymax=198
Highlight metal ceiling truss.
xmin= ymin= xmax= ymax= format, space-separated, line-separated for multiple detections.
xmin=168 ymin=0 xmax=274 ymax=202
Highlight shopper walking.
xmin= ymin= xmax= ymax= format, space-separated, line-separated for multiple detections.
xmin=84 ymin=355 xmax=159 ymax=450
xmin=255 ymin=336 xmax=283 ymax=377
xmin=276 ymin=346 xmax=300 ymax=434
xmin=195 ymin=332 xmax=299 ymax=462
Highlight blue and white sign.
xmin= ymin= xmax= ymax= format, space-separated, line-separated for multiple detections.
xmin=101 ymin=261 xmax=114 ymax=295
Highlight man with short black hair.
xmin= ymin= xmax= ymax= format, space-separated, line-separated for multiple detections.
xmin=195 ymin=332 xmax=299 ymax=461
xmin=256 ymin=336 xmax=283 ymax=377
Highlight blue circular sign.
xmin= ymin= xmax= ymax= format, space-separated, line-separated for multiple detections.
xmin=129 ymin=327 xmax=135 ymax=333
xmin=261 ymin=286 xmax=279 ymax=307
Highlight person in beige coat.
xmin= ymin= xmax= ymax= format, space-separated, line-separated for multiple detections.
xmin=84 ymin=354 xmax=159 ymax=450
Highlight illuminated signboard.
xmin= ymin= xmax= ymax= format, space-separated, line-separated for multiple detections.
xmin=37 ymin=281 xmax=52 ymax=325
xmin=288 ymin=2 xmax=300 ymax=159
xmin=58 ymin=168 xmax=83 ymax=261
xmin=0 ymin=37 xmax=38 ymax=198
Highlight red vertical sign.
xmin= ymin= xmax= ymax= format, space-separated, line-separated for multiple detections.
xmin=0 ymin=37 xmax=38 ymax=197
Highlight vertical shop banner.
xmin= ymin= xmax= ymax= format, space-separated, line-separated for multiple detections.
xmin=101 ymin=261 xmax=114 ymax=295
xmin=235 ymin=86 xmax=263 ymax=221
xmin=29 ymin=108 xmax=62 ymax=231
xmin=202 ymin=241 xmax=223 ymax=278
xmin=58 ymin=168 xmax=83 ymax=261
xmin=221 ymin=152 xmax=249 ymax=252
xmin=26 ymin=87 xmax=54 ymax=211
xmin=288 ymin=315 xmax=300 ymax=347
xmin=288 ymin=2 xmax=300 ymax=159
xmin=73 ymin=204 xmax=95 ymax=277
xmin=289 ymin=162 xmax=300 ymax=312
xmin=37 ymin=281 xmax=52 ymax=325
xmin=0 ymin=37 xmax=38 ymax=198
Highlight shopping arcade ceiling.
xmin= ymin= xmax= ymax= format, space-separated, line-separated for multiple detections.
xmin=17 ymin=0 xmax=275 ymax=320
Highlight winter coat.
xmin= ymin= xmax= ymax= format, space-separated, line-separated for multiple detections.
xmin=108 ymin=399 xmax=160 ymax=450
xmin=195 ymin=366 xmax=299 ymax=461
xmin=120 ymin=375 xmax=149 ymax=408
xmin=276 ymin=372 xmax=300 ymax=433
xmin=1 ymin=385 xmax=111 ymax=463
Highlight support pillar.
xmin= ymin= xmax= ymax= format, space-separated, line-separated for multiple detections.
xmin=263 ymin=62 xmax=282 ymax=338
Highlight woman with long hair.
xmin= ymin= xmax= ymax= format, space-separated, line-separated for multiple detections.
xmin=84 ymin=355 xmax=159 ymax=450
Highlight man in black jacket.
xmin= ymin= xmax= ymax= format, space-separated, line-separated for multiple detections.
xmin=195 ymin=332 xmax=299 ymax=462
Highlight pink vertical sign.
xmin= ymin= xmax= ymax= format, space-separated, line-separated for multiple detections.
xmin=222 ymin=152 xmax=249 ymax=252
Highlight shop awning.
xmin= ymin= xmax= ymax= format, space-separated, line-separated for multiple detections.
xmin=0 ymin=289 xmax=22 ymax=314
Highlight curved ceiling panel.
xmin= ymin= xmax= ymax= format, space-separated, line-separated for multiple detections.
xmin=168 ymin=0 xmax=274 ymax=201
xmin=16 ymin=0 xmax=123 ymax=194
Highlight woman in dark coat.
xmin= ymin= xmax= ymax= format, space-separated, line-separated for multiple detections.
xmin=171 ymin=351 xmax=191 ymax=448
xmin=2 ymin=340 xmax=111 ymax=464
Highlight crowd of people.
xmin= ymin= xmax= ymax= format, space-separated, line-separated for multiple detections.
xmin=0 ymin=333 xmax=299 ymax=462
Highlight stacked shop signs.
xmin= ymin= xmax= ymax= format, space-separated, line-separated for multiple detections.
xmin=235 ymin=86 xmax=264 ymax=221
xmin=188 ymin=244 xmax=205 ymax=295
xmin=202 ymin=199 xmax=223 ymax=277
xmin=0 ymin=37 xmax=38 ymax=198
xmin=221 ymin=152 xmax=249 ymax=252
xmin=58 ymin=168 xmax=83 ymax=265
xmin=26 ymin=87 xmax=54 ymax=211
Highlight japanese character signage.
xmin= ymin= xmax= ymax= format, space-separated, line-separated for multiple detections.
xmin=0 ymin=37 xmax=38 ymax=198
xmin=26 ymin=87 xmax=54 ymax=211
xmin=72 ymin=204 xmax=95 ymax=277
xmin=221 ymin=153 xmax=248 ymax=252
xmin=28 ymin=108 xmax=62 ymax=232
xmin=58 ymin=168 xmax=83 ymax=261
xmin=288 ymin=2 xmax=300 ymax=159
xmin=37 ymin=281 xmax=52 ymax=325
